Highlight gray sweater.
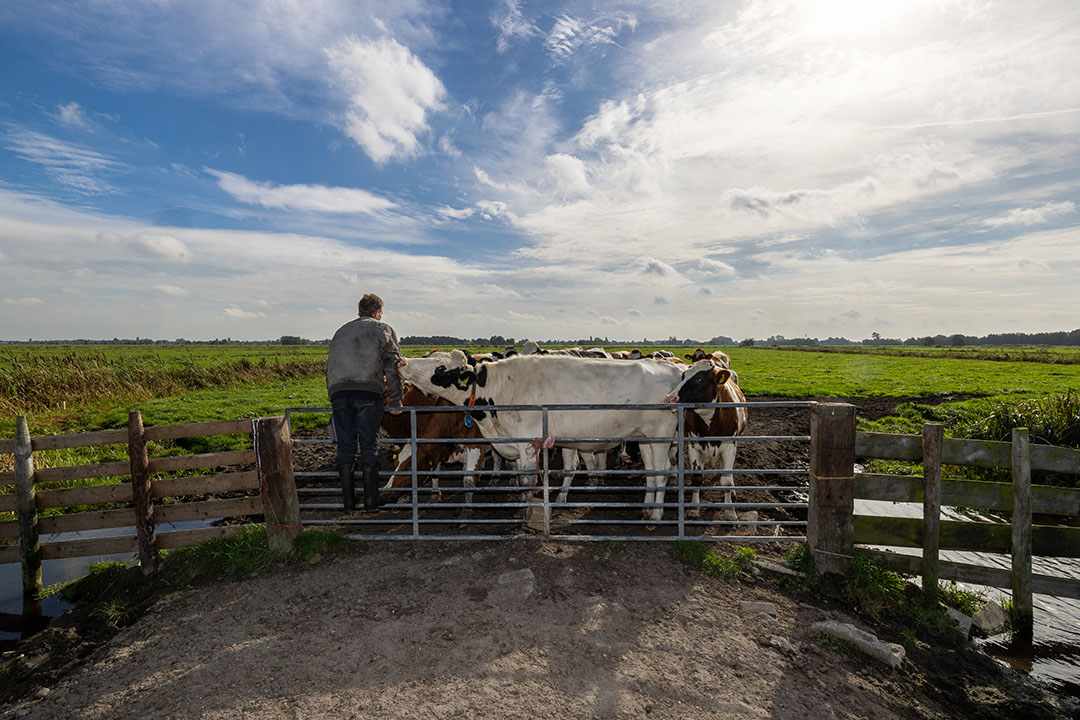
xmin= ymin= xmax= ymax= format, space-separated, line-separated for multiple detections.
xmin=326 ymin=315 xmax=404 ymax=406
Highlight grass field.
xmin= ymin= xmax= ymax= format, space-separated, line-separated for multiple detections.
xmin=3 ymin=343 xmax=1080 ymax=437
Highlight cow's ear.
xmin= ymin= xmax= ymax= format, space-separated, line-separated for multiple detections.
xmin=459 ymin=369 xmax=477 ymax=387
xmin=684 ymin=353 xmax=693 ymax=359
xmin=715 ymin=368 xmax=732 ymax=384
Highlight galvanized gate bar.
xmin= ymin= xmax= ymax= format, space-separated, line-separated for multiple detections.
xmin=287 ymin=399 xmax=814 ymax=543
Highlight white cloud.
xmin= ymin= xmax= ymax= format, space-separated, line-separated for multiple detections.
xmin=58 ymin=101 xmax=90 ymax=128
xmin=2 ymin=298 xmax=45 ymax=305
xmin=155 ymin=284 xmax=188 ymax=297
xmin=982 ymin=201 xmax=1076 ymax=227
xmin=206 ymin=169 xmax=395 ymax=214
xmin=692 ymin=258 xmax=737 ymax=279
xmin=223 ymin=307 xmax=266 ymax=319
xmin=493 ymin=0 xmax=539 ymax=53
xmin=436 ymin=206 xmax=476 ymax=220
xmin=545 ymin=154 xmax=590 ymax=199
xmin=4 ymin=127 xmax=121 ymax=193
xmin=642 ymin=258 xmax=677 ymax=276
xmin=627 ymin=308 xmax=643 ymax=317
xmin=131 ymin=233 xmax=190 ymax=261
xmin=326 ymin=36 xmax=446 ymax=164
xmin=545 ymin=12 xmax=637 ymax=59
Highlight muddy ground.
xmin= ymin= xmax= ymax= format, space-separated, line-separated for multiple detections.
xmin=2 ymin=396 xmax=1077 ymax=719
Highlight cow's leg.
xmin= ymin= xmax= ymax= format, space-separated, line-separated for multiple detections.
xmin=639 ymin=442 xmax=670 ymax=523
xmin=687 ymin=443 xmax=703 ymax=519
xmin=460 ymin=446 xmax=482 ymax=518
xmin=556 ymin=448 xmax=579 ymax=505
xmin=582 ymin=450 xmax=605 ymax=487
xmin=719 ymin=440 xmax=738 ymax=521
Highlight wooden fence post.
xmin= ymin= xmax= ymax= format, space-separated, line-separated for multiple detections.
xmin=128 ymin=410 xmax=158 ymax=573
xmin=808 ymin=403 xmax=856 ymax=575
xmin=922 ymin=423 xmax=944 ymax=596
xmin=14 ymin=416 xmax=43 ymax=606
xmin=255 ymin=416 xmax=301 ymax=552
xmin=1011 ymin=427 xmax=1033 ymax=636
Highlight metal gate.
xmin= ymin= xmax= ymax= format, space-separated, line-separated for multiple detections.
xmin=286 ymin=400 xmax=815 ymax=542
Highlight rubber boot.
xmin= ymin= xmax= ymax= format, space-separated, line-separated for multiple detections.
xmin=337 ymin=463 xmax=356 ymax=511
xmin=361 ymin=462 xmax=389 ymax=510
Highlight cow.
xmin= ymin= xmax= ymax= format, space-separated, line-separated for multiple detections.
xmin=685 ymin=347 xmax=731 ymax=367
xmin=381 ymin=383 xmax=492 ymax=513
xmin=400 ymin=351 xmax=686 ymax=521
xmin=665 ymin=359 xmax=749 ymax=521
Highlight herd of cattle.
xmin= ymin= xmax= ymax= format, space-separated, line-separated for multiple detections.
xmin=375 ymin=344 xmax=748 ymax=523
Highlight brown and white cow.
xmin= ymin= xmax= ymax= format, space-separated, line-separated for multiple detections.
xmin=665 ymin=359 xmax=749 ymax=520
xmin=685 ymin=347 xmax=731 ymax=367
xmin=381 ymin=383 xmax=491 ymax=513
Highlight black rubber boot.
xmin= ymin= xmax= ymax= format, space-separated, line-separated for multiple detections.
xmin=361 ymin=462 xmax=389 ymax=510
xmin=337 ymin=463 xmax=356 ymax=511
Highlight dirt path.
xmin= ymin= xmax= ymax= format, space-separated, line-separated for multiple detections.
xmin=2 ymin=539 xmax=1072 ymax=720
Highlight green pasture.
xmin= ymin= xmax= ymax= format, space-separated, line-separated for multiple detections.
xmin=2 ymin=344 xmax=1080 ymax=441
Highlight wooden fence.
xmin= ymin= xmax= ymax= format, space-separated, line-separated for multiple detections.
xmin=807 ymin=404 xmax=1080 ymax=634
xmin=0 ymin=412 xmax=300 ymax=606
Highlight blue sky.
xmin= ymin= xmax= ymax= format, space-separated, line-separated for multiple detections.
xmin=1 ymin=0 xmax=1078 ymax=342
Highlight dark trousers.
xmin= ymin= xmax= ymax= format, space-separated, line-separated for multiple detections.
xmin=331 ymin=391 xmax=384 ymax=465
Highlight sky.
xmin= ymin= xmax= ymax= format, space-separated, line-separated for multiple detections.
xmin=0 ymin=0 xmax=1078 ymax=343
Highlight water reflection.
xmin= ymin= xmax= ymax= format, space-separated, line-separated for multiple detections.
xmin=0 ymin=520 xmax=214 ymax=652
xmin=857 ymin=498 xmax=1080 ymax=696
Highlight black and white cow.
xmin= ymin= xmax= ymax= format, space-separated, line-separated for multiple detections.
xmin=401 ymin=350 xmax=686 ymax=521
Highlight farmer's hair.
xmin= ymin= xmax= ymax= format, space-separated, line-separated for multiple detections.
xmin=358 ymin=293 xmax=383 ymax=317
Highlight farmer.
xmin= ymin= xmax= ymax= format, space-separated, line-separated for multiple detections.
xmin=326 ymin=293 xmax=405 ymax=511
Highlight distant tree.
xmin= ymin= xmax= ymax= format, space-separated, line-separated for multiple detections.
xmin=950 ymin=333 xmax=966 ymax=347
xmin=740 ymin=338 xmax=755 ymax=347
xmin=920 ymin=336 xmax=936 ymax=347
xmin=280 ymin=335 xmax=304 ymax=345
xmin=872 ymin=332 xmax=881 ymax=342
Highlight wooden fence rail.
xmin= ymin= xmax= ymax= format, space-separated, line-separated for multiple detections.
xmin=824 ymin=420 xmax=1080 ymax=634
xmin=0 ymin=413 xmax=300 ymax=602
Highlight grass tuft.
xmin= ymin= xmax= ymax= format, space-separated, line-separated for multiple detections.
xmin=671 ymin=540 xmax=756 ymax=580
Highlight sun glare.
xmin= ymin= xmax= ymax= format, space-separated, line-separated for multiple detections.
xmin=805 ymin=0 xmax=909 ymax=37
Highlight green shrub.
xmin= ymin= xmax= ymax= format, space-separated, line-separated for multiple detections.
xmin=671 ymin=540 xmax=756 ymax=580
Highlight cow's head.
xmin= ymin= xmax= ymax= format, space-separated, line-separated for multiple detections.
xmin=665 ymin=360 xmax=733 ymax=404
xmin=401 ymin=350 xmax=476 ymax=396
xmin=684 ymin=347 xmax=709 ymax=362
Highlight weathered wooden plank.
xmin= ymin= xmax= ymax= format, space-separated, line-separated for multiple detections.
xmin=923 ymin=423 xmax=943 ymax=595
xmin=0 ymin=520 xmax=17 ymax=539
xmin=856 ymin=431 xmax=1080 ymax=474
xmin=1012 ymin=428 xmax=1034 ymax=633
xmin=855 ymin=473 xmax=1079 ymax=517
xmin=0 ymin=544 xmax=19 ymax=563
xmin=149 ymin=449 xmax=255 ymax=474
xmin=808 ymin=403 xmax=856 ymax=575
xmin=155 ymin=496 xmax=262 ymax=524
xmin=0 ymin=439 xmax=15 ymax=454
xmin=30 ymin=429 xmax=128 ymax=452
xmin=32 ymin=471 xmax=263 ymax=509
xmin=144 ymin=419 xmax=255 ymax=442
xmin=156 ymin=524 xmax=248 ymax=550
xmin=861 ymin=549 xmax=1080 ymax=600
xmin=152 ymin=471 xmax=260 ymax=499
xmin=853 ymin=515 xmax=1080 ymax=557
xmin=129 ymin=411 xmax=157 ymax=573
xmin=39 ymin=534 xmax=139 ymax=560
xmin=0 ymin=471 xmax=15 ymax=485
xmin=942 ymin=437 xmax=1011 ymax=469
xmin=34 ymin=461 xmax=130 ymax=485
xmin=36 ymin=483 xmax=133 ymax=509
xmin=38 ymin=507 xmax=137 ymax=535
xmin=1031 ymin=444 xmax=1080 ymax=474
xmin=0 ymin=493 xmax=15 ymax=512
xmin=855 ymin=431 xmax=920 ymax=461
